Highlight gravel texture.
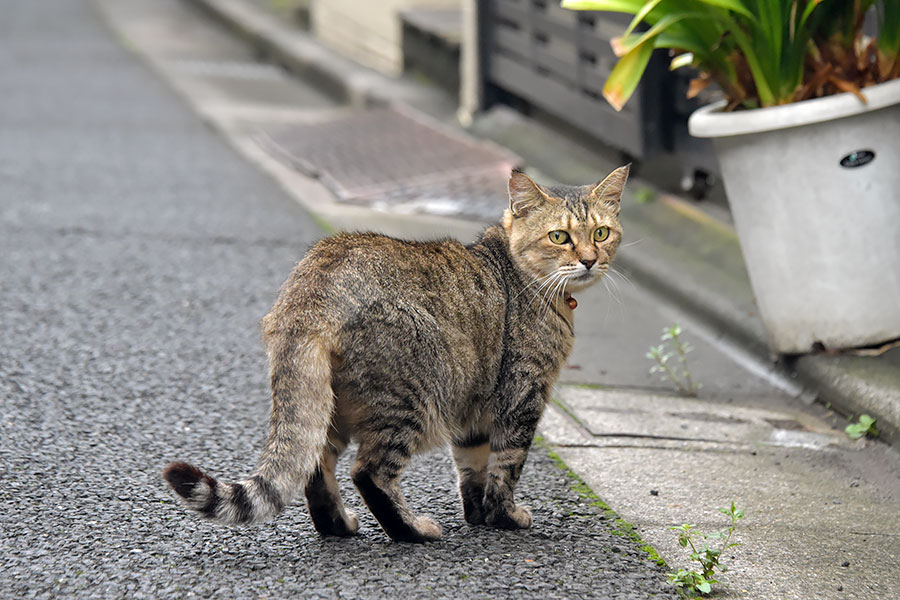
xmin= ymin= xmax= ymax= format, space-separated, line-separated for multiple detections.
xmin=0 ymin=1 xmax=676 ymax=597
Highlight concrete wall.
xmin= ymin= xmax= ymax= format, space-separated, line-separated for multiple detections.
xmin=312 ymin=0 xmax=459 ymax=76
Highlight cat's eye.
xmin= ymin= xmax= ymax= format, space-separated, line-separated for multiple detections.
xmin=548 ymin=230 xmax=570 ymax=245
xmin=593 ymin=226 xmax=611 ymax=242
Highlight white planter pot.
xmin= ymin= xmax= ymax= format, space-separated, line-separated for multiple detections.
xmin=689 ymin=78 xmax=900 ymax=353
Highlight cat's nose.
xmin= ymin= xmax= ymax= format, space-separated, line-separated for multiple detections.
xmin=580 ymin=258 xmax=596 ymax=270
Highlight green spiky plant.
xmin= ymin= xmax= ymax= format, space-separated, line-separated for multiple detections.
xmin=561 ymin=0 xmax=900 ymax=111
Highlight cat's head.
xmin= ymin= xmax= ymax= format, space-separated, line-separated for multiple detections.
xmin=501 ymin=165 xmax=629 ymax=292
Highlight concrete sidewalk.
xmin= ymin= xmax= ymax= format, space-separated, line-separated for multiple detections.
xmin=98 ymin=0 xmax=900 ymax=598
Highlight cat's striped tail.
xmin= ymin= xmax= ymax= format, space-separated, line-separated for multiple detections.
xmin=162 ymin=337 xmax=334 ymax=525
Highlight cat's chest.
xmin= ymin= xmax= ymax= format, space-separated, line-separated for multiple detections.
xmin=508 ymin=305 xmax=574 ymax=370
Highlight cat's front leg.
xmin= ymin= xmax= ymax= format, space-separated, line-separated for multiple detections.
xmin=483 ymin=445 xmax=534 ymax=529
xmin=482 ymin=397 xmax=544 ymax=530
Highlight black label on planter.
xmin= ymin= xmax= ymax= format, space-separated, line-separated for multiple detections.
xmin=840 ymin=150 xmax=875 ymax=168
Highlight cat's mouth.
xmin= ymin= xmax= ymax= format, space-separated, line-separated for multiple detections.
xmin=565 ymin=265 xmax=608 ymax=290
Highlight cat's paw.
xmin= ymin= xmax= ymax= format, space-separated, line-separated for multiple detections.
xmin=343 ymin=509 xmax=360 ymax=535
xmin=412 ymin=516 xmax=443 ymax=541
xmin=462 ymin=498 xmax=486 ymax=525
xmin=511 ymin=505 xmax=533 ymax=528
xmin=310 ymin=506 xmax=360 ymax=537
xmin=485 ymin=504 xmax=532 ymax=530
xmin=464 ymin=508 xmax=486 ymax=525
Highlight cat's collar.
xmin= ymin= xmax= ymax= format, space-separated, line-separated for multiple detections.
xmin=564 ymin=293 xmax=577 ymax=310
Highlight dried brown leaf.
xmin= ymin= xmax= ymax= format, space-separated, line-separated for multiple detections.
xmin=687 ymin=76 xmax=711 ymax=99
xmin=828 ymin=76 xmax=868 ymax=103
xmin=794 ymin=63 xmax=832 ymax=103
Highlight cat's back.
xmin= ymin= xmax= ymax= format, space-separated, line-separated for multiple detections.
xmin=263 ymin=232 xmax=506 ymax=398
xmin=268 ymin=232 xmax=504 ymax=330
xmin=304 ymin=231 xmax=479 ymax=288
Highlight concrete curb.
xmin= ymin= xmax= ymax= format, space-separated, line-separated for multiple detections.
xmin=184 ymin=0 xmax=900 ymax=450
xmin=794 ymin=354 xmax=900 ymax=445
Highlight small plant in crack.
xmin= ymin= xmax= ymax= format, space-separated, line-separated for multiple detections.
xmin=647 ymin=324 xmax=700 ymax=396
xmin=845 ymin=414 xmax=878 ymax=440
xmin=667 ymin=502 xmax=744 ymax=597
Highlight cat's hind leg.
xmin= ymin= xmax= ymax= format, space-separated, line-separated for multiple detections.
xmin=304 ymin=428 xmax=359 ymax=537
xmin=451 ymin=432 xmax=490 ymax=525
xmin=351 ymin=428 xmax=441 ymax=543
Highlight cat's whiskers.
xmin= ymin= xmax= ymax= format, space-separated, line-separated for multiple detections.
xmin=539 ymin=268 xmax=575 ymax=325
xmin=530 ymin=270 xmax=557 ymax=319
xmin=600 ymin=275 xmax=622 ymax=307
xmin=603 ymin=266 xmax=635 ymax=310
xmin=515 ymin=270 xmax=559 ymax=302
xmin=542 ymin=279 xmax=565 ymax=359
xmin=549 ymin=272 xmax=578 ymax=356
xmin=600 ymin=276 xmax=615 ymax=325
xmin=535 ymin=272 xmax=565 ymax=320
xmin=548 ymin=276 xmax=568 ymax=320
xmin=537 ymin=277 xmax=563 ymax=341
xmin=556 ymin=272 xmax=572 ymax=315
xmin=526 ymin=268 xmax=565 ymax=308
xmin=607 ymin=265 xmax=634 ymax=289
xmin=600 ymin=269 xmax=624 ymax=307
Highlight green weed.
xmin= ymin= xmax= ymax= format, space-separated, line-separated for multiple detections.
xmin=845 ymin=414 xmax=878 ymax=440
xmin=647 ymin=324 xmax=700 ymax=396
xmin=667 ymin=502 xmax=744 ymax=597
xmin=633 ymin=185 xmax=657 ymax=204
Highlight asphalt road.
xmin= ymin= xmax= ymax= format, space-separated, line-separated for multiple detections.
xmin=0 ymin=1 xmax=676 ymax=597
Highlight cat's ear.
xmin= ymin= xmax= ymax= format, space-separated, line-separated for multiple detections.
xmin=508 ymin=170 xmax=550 ymax=217
xmin=589 ymin=164 xmax=631 ymax=208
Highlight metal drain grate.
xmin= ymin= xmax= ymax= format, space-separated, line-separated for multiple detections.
xmin=259 ymin=106 xmax=520 ymax=221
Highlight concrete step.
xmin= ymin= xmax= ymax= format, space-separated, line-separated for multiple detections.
xmin=401 ymin=7 xmax=461 ymax=93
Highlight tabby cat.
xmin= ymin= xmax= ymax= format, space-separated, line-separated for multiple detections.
xmin=162 ymin=165 xmax=629 ymax=543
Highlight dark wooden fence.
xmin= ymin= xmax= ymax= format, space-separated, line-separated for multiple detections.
xmin=478 ymin=0 xmax=670 ymax=159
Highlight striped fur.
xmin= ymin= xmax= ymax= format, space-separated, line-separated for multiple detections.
xmin=163 ymin=338 xmax=334 ymax=525
xmin=162 ymin=166 xmax=629 ymax=541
